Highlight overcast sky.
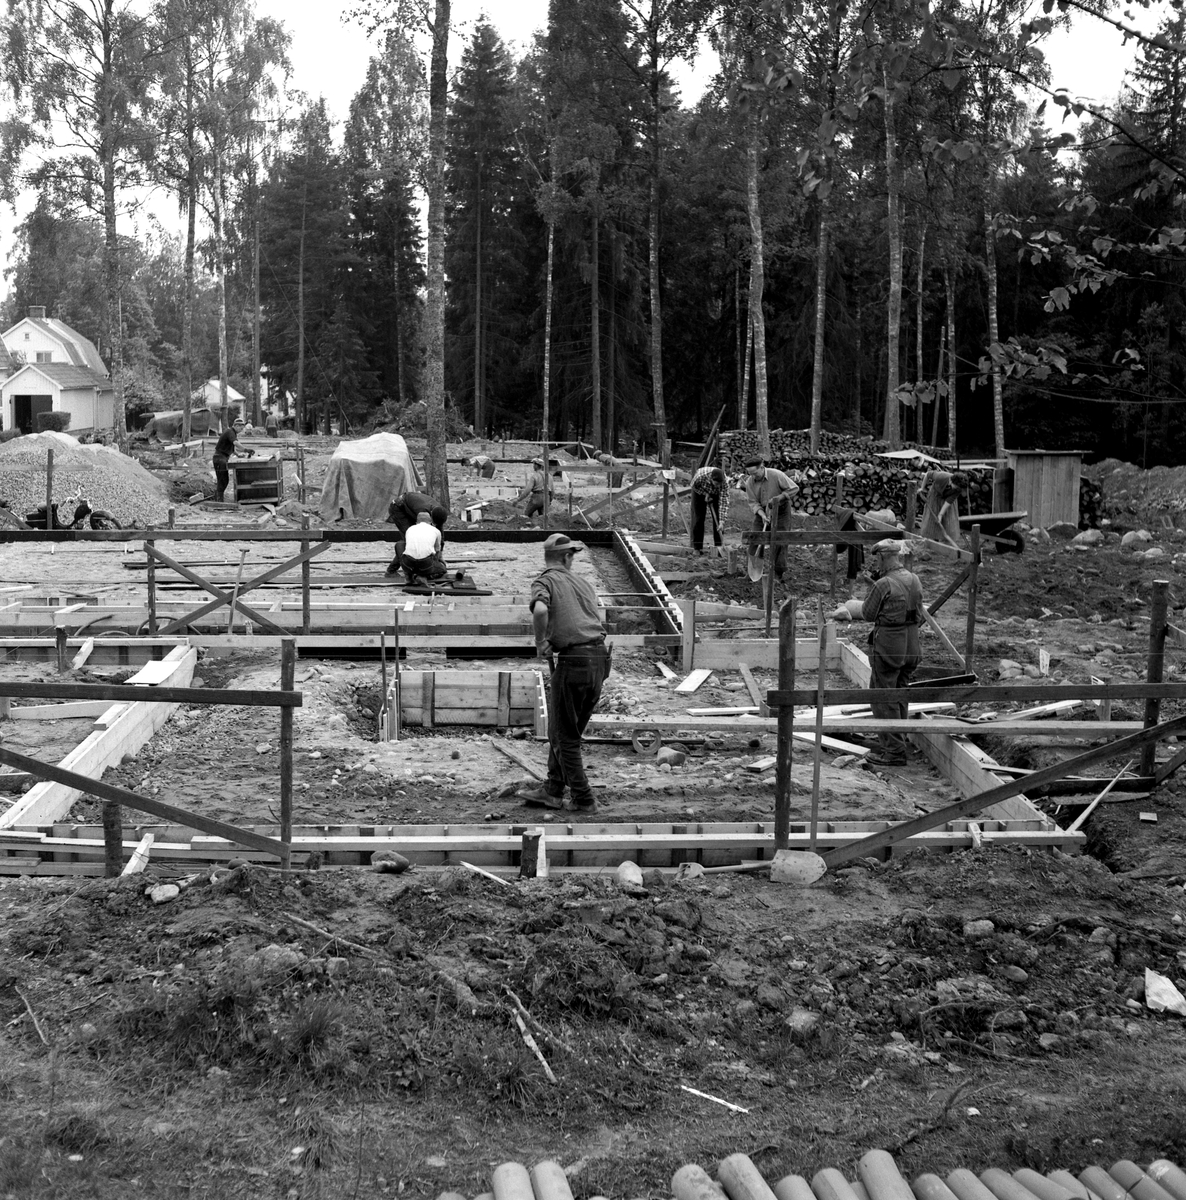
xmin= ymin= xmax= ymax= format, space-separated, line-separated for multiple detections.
xmin=0 ymin=0 xmax=1156 ymax=304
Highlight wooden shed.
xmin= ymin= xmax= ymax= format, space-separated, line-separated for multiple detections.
xmin=1005 ymin=450 xmax=1083 ymax=529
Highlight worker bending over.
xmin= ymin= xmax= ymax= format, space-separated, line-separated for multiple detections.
xmin=690 ymin=465 xmax=729 ymax=555
xmin=520 ymin=534 xmax=611 ymax=814
xmin=398 ymin=512 xmax=448 ymax=584
xmin=386 ymin=490 xmax=449 ymax=575
xmin=465 ymin=454 xmax=496 ymax=479
xmin=828 ymin=538 xmax=923 ymax=767
xmin=517 ymin=458 xmax=552 ymax=521
xmin=743 ymin=457 xmax=799 ymax=579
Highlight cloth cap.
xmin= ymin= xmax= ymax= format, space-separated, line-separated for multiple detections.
xmin=532 ymin=457 xmax=543 ymax=466
xmin=233 ymin=417 xmax=245 ymax=426
xmin=543 ymin=533 xmax=584 ymax=554
xmin=873 ymin=538 xmax=905 ymax=555
xmin=742 ymin=456 xmax=765 ymax=468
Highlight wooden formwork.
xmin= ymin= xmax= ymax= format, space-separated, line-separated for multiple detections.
xmin=377 ymin=669 xmax=548 ymax=742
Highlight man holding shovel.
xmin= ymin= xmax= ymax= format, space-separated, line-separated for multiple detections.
xmin=743 ymin=457 xmax=799 ymax=579
xmin=827 ymin=539 xmax=924 ymax=767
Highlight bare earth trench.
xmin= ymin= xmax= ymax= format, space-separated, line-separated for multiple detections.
xmin=2 ymin=456 xmax=1186 ymax=1198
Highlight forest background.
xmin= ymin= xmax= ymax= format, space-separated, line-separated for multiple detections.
xmin=1 ymin=0 xmax=1185 ymax=509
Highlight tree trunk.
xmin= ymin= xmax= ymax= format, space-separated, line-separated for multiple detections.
xmin=393 ymin=212 xmax=405 ymax=405
xmin=423 ymin=0 xmax=451 ymax=506
xmin=734 ymin=264 xmax=743 ymax=425
xmin=181 ymin=56 xmax=196 ymax=444
xmin=746 ymin=101 xmax=770 ymax=458
xmin=932 ymin=320 xmax=946 ymax=447
xmin=213 ymin=134 xmax=229 ymax=424
xmin=608 ymin=227 xmax=617 ymax=454
xmin=945 ymin=261 xmax=957 ymax=451
xmin=252 ymin=208 xmax=261 ymax=425
xmin=809 ymin=186 xmax=830 ymax=456
xmin=100 ymin=0 xmax=125 ymax=439
xmin=741 ymin=317 xmax=753 ymax=429
xmin=473 ymin=161 xmax=483 ymax=431
xmin=882 ymin=68 xmax=902 ymax=448
xmin=854 ymin=293 xmax=862 ymax=434
xmin=296 ymin=183 xmax=306 ymax=434
xmin=915 ymin=220 xmax=926 ymax=444
xmin=647 ymin=29 xmax=667 ymax=457
xmin=984 ymin=186 xmax=1005 ymax=458
xmin=590 ymin=211 xmax=602 ymax=449
xmin=543 ymin=219 xmax=555 ymax=443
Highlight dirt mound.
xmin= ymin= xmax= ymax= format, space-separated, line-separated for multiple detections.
xmin=1085 ymin=457 xmax=1186 ymax=528
xmin=0 ymin=432 xmax=169 ymax=526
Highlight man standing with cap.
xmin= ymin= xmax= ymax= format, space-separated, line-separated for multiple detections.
xmin=743 ymin=457 xmax=799 ymax=578
xmin=212 ymin=416 xmax=252 ymax=502
xmin=517 ymin=458 xmax=552 ymax=520
xmin=828 ymin=538 xmax=924 ymax=766
xmin=520 ymin=533 xmax=611 ymax=813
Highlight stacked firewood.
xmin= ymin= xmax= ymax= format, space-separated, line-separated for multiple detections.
xmin=1079 ymin=476 xmax=1104 ymax=528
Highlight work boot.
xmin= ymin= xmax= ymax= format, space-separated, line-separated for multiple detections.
xmin=519 ymin=785 xmax=564 ymax=809
xmin=563 ymin=797 xmax=598 ymax=814
xmin=384 ymin=563 xmax=401 ymax=577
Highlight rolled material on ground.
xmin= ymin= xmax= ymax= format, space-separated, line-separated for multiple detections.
xmin=979 ymin=1171 xmax=1044 ymax=1200
xmin=812 ymin=1167 xmax=865 ymax=1200
xmin=530 ymin=1161 xmax=575 ymax=1200
xmin=1046 ymin=1173 xmax=1097 ymax=1200
xmin=1148 ymin=1162 xmax=1186 ymax=1200
xmin=859 ymin=1150 xmax=916 ymax=1200
xmin=1110 ymin=1162 xmax=1178 ymax=1200
xmin=492 ymin=1162 xmax=534 ymax=1200
xmin=913 ymin=1174 xmax=962 ymax=1200
xmin=947 ymin=1169 xmax=1004 ymax=1200
xmin=774 ymin=1174 xmax=816 ymax=1200
xmin=1079 ymin=1167 xmax=1131 ymax=1200
xmin=1014 ymin=1170 xmax=1081 ymax=1200
xmin=719 ymin=1154 xmax=778 ymax=1200
xmin=673 ymin=1164 xmax=727 ymax=1200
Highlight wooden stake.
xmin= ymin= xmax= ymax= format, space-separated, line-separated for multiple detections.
xmin=774 ymin=597 xmax=796 ymax=850
xmin=964 ymin=524 xmax=980 ymax=673
xmin=226 ymin=550 xmax=248 ymax=632
xmin=661 ymin=478 xmax=670 ymax=538
xmin=55 ymin=628 xmax=68 ymax=674
xmin=765 ymin=506 xmax=776 ymax=636
xmin=905 ymin=481 xmax=918 ymax=532
xmin=45 ymin=448 xmax=53 ymax=530
xmin=168 ymin=507 xmax=175 ymax=530
xmin=102 ymin=800 xmax=122 ymax=877
xmin=1068 ymin=759 xmax=1134 ymax=834
xmin=301 ymin=513 xmax=311 ymax=634
xmin=279 ymin=637 xmax=295 ymax=872
xmin=681 ymin=598 xmax=696 ymax=671
xmin=146 ymin=538 xmax=157 ymax=634
xmin=1142 ymin=579 xmax=1170 ymax=776
xmin=810 ymin=601 xmax=826 ymax=852
xmin=541 ymin=443 xmax=550 ymax=530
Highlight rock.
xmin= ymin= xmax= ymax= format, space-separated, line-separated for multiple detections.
xmin=655 ymin=746 xmax=686 ymax=767
xmin=995 ymin=964 xmax=1029 ymax=984
xmin=963 ymin=918 xmax=996 ymax=939
xmin=998 ymin=659 xmax=1023 ymax=679
xmin=244 ymin=943 xmax=305 ymax=979
xmin=254 ymin=742 xmax=270 ymax=754
xmin=675 ymin=861 xmax=705 ymax=881
xmin=1121 ymin=529 xmax=1153 ymax=547
xmin=756 ymin=983 xmax=785 ymax=1010
xmin=785 ymin=1007 xmax=820 ymax=1035
xmin=190 ymin=677 xmax=205 ymax=688
xmin=372 ymin=850 xmax=411 ymax=874
xmin=1046 ymin=521 xmax=1079 ymax=539
xmin=1038 ymin=1032 xmax=1063 ymax=1050
xmin=642 ymin=868 xmax=667 ymax=891
xmin=616 ymin=860 xmax=644 ymax=888
xmin=1071 ymin=529 xmax=1105 ymax=546
xmin=147 ymin=883 xmax=180 ymax=904
xmin=1088 ymin=925 xmax=1113 ymax=944
xmin=1144 ymin=547 xmax=1166 ymax=559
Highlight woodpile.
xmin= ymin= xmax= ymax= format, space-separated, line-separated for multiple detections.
xmin=1080 ymin=476 xmax=1104 ymax=528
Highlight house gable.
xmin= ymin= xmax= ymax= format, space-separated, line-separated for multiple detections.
xmin=2 ymin=309 xmax=108 ymax=377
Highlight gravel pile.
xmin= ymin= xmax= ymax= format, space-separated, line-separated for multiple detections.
xmin=0 ymin=432 xmax=170 ymax=526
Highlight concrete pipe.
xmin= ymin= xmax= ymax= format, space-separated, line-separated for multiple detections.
xmin=1110 ymin=1162 xmax=1178 ymax=1200
xmin=947 ymin=1169 xmax=1004 ymax=1200
xmin=1013 ymin=1169 xmax=1081 ymax=1200
xmin=774 ymin=1174 xmax=816 ymax=1200
xmin=858 ymin=1150 xmax=917 ymax=1200
xmin=530 ymin=1161 xmax=575 ymax=1200
xmin=492 ymin=1163 xmax=534 ymax=1200
xmin=1079 ymin=1166 xmax=1132 ymax=1200
xmin=1045 ymin=1172 xmax=1097 ymax=1200
xmin=673 ymin=1164 xmax=727 ymax=1200
xmin=812 ymin=1167 xmax=865 ymax=1200
xmin=718 ymin=1154 xmax=778 ymax=1200
xmin=912 ymin=1173 xmax=961 ymax=1200
xmin=979 ymin=1169 xmax=1043 ymax=1200
xmin=1148 ymin=1162 xmax=1186 ymax=1200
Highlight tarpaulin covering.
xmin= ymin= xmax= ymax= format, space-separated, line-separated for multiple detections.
xmin=318 ymin=433 xmax=423 ymax=522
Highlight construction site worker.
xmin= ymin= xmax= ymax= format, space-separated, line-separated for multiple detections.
xmin=828 ymin=538 xmax=924 ymax=767
xmin=743 ymin=457 xmax=799 ymax=578
xmin=465 ymin=454 xmax=496 ymax=479
xmin=212 ymin=417 xmax=252 ymax=502
xmin=690 ymin=466 xmax=729 ymax=554
xmin=399 ymin=512 xmax=448 ymax=583
xmin=386 ymin=491 xmax=449 ymax=575
xmin=518 ymin=459 xmax=552 ymax=520
xmin=520 ymin=533 xmax=611 ymax=814
xmin=264 ymin=410 xmax=279 ymax=438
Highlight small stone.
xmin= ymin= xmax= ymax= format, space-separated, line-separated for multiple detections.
xmin=372 ymin=850 xmax=411 ymax=874
xmin=1088 ymin=926 xmax=1113 ymax=943
xmin=363 ymin=763 xmax=379 ymax=773
xmin=785 ymin=1007 xmax=820 ymax=1035
xmin=255 ymin=742 xmax=270 ymax=754
xmin=147 ymin=883 xmax=180 ymax=904
xmin=1144 ymin=547 xmax=1166 ymax=559
xmin=1038 ymin=1032 xmax=1063 ymax=1050
xmin=756 ymin=984 xmax=785 ymax=1010
xmin=1121 ymin=529 xmax=1153 ymax=548
xmin=963 ymin=918 xmax=996 ymax=939
xmin=1071 ymin=529 xmax=1105 ymax=546
xmin=616 ymin=860 xmax=644 ymax=888
xmin=1045 ymin=521 xmax=1079 ymax=539
xmin=309 ymin=750 xmax=322 ymax=758
xmin=996 ymin=964 xmax=1029 ymax=984
xmin=451 ymin=750 xmax=461 ymax=760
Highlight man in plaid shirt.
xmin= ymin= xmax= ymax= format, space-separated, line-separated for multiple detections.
xmin=690 ymin=466 xmax=729 ymax=554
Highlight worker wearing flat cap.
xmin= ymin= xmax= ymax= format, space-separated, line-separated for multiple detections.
xmin=828 ymin=538 xmax=924 ymax=766
xmin=743 ymin=456 xmax=799 ymax=579
xmin=520 ymin=533 xmax=611 ymax=813
xmin=517 ymin=458 xmax=553 ymax=521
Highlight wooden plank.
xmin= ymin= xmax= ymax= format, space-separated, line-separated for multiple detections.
xmin=422 ymin=672 xmax=435 ymax=731
xmin=586 ymin=714 xmax=1141 ymax=737
xmin=497 ymin=671 xmax=511 ymax=726
xmin=675 ymin=668 xmax=713 ymax=694
xmin=655 ymin=661 xmax=679 ymax=682
xmin=822 ymin=714 xmax=1186 ymax=870
xmin=0 ymin=679 xmax=302 ymax=707
xmin=738 ymin=662 xmax=768 ymax=716
xmin=489 ymin=737 xmax=545 ymax=780
xmin=0 ymin=647 xmax=197 ymax=828
xmin=768 ymin=682 xmax=1186 ymax=706
xmin=8 ymin=701 xmax=113 ymax=720
xmin=120 ymin=831 xmax=154 ymax=875
xmin=70 ymin=637 xmax=95 ymax=670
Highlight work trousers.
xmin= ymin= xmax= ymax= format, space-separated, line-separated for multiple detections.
xmin=477 ymin=461 xmax=495 ymax=479
xmin=748 ymin=496 xmax=793 ymax=576
xmin=386 ymin=502 xmax=447 ymax=570
xmin=400 ymin=551 xmax=447 ymax=580
xmin=691 ymin=491 xmax=722 ymax=551
xmin=868 ymin=627 xmax=921 ymax=759
xmin=213 ymin=454 xmax=230 ymax=502
xmin=525 ymin=492 xmax=547 ymax=519
xmin=544 ymin=643 xmax=610 ymax=806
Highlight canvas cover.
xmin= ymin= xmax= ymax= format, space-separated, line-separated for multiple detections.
xmin=139 ymin=408 xmax=219 ymax=440
xmin=319 ymin=432 xmax=423 ymax=522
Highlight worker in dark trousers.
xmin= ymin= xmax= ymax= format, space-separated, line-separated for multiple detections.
xmin=519 ymin=534 xmax=611 ymax=814
xmin=465 ymin=455 xmax=496 ymax=478
xmin=828 ymin=538 xmax=923 ymax=766
xmin=690 ymin=466 xmax=729 ymax=554
xmin=743 ymin=457 xmax=799 ymax=578
xmin=385 ymin=490 xmax=449 ymax=575
xmin=212 ymin=417 xmax=251 ymax=501
xmin=399 ymin=512 xmax=448 ymax=583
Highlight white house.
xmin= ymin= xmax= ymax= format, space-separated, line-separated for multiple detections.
xmin=192 ymin=378 xmax=246 ymax=412
xmin=0 ymin=307 xmax=113 ymax=433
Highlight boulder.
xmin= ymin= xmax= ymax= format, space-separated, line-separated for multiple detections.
xmin=1144 ymin=546 xmax=1166 ymax=559
xmin=1121 ymin=529 xmax=1154 ymax=548
xmin=1071 ymin=529 xmax=1104 ymax=546
xmin=1046 ymin=521 xmax=1079 ymax=539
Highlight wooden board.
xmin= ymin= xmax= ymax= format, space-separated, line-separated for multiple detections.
xmin=8 ymin=701 xmax=113 ymax=720
xmin=675 ymin=669 xmax=714 ymax=694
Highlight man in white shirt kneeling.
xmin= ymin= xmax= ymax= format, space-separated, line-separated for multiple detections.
xmin=399 ymin=513 xmax=448 ymax=583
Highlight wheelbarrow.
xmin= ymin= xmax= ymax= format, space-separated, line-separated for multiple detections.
xmin=958 ymin=510 xmax=1028 ymax=554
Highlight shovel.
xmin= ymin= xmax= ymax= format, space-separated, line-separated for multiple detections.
xmin=689 ymin=848 xmax=828 ymax=884
xmin=746 ymin=514 xmax=769 ymax=582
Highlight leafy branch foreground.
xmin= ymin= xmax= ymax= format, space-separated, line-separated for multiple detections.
xmin=3 ymin=847 xmax=1186 ymax=1196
